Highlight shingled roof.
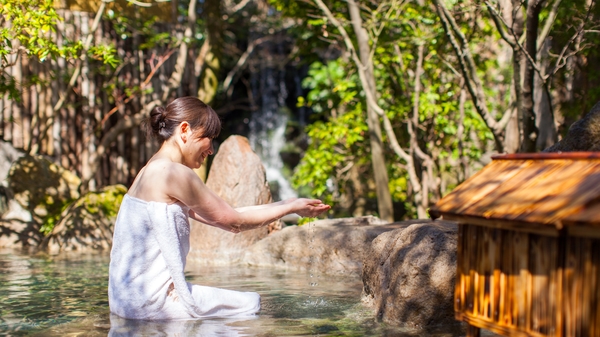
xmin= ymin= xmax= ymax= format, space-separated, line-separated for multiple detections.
xmin=429 ymin=152 xmax=600 ymax=237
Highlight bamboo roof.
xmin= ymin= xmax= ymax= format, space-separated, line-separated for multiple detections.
xmin=429 ymin=152 xmax=600 ymax=236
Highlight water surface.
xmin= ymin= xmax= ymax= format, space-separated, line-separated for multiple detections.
xmin=0 ymin=249 xmax=466 ymax=336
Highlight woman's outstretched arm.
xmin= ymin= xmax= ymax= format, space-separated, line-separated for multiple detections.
xmin=165 ymin=164 xmax=330 ymax=232
xmin=188 ymin=198 xmax=328 ymax=233
xmin=233 ymin=199 xmax=290 ymax=213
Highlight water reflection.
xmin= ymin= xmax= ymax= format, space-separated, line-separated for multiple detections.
xmin=108 ymin=314 xmax=256 ymax=337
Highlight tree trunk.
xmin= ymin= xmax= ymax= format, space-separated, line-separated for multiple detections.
xmin=198 ymin=0 xmax=223 ymax=105
xmin=347 ymin=0 xmax=394 ymax=222
xmin=520 ymin=0 xmax=546 ymax=152
xmin=410 ymin=44 xmax=432 ymax=219
xmin=161 ymin=0 xmax=197 ymax=102
xmin=508 ymin=0 xmax=524 ymax=153
xmin=534 ymin=41 xmax=556 ymax=150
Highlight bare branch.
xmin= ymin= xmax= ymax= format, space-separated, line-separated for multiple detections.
xmin=101 ymin=49 xmax=176 ymax=127
xmin=224 ymin=36 xmax=274 ymax=96
xmin=312 ymin=0 xmax=387 ymax=117
xmin=82 ymin=100 xmax=162 ymax=188
xmin=537 ymin=0 xmax=562 ymax=51
xmin=161 ymin=0 xmax=197 ymax=102
xmin=484 ymin=1 xmax=517 ymax=47
xmin=230 ymin=0 xmax=252 ymax=13
xmin=194 ymin=40 xmax=211 ymax=79
xmin=484 ymin=0 xmax=554 ymax=82
xmin=410 ymin=44 xmax=432 ymax=164
xmin=548 ymin=0 xmax=596 ymax=78
xmin=435 ymin=0 xmax=506 ymax=151
xmin=126 ymin=0 xmax=152 ymax=7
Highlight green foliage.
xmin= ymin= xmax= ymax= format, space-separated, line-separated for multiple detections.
xmin=39 ymin=196 xmax=75 ymax=236
xmin=292 ymin=107 xmax=367 ymax=199
xmin=0 ymin=73 xmax=19 ymax=102
xmin=41 ymin=184 xmax=127 ymax=235
xmin=80 ymin=184 xmax=126 ymax=218
xmin=106 ymin=11 xmax=178 ymax=50
xmin=1 ymin=0 xmax=121 ymax=103
xmin=88 ymin=44 xmax=119 ymax=67
xmin=0 ymin=0 xmax=65 ymax=62
xmin=0 ymin=0 xmax=71 ymax=99
xmin=283 ymin=0 xmax=504 ymax=219
xmin=300 ymin=60 xmax=358 ymax=114
xmin=297 ymin=217 xmax=317 ymax=226
xmin=292 ymin=61 xmax=370 ymax=210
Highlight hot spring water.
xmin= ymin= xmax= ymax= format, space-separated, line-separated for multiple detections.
xmin=0 ymin=249 xmax=419 ymax=336
xmin=0 ymin=247 xmax=468 ymax=336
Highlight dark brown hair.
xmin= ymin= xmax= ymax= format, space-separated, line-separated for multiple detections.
xmin=144 ymin=97 xmax=221 ymax=143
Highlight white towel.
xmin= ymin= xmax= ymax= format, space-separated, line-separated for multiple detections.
xmin=108 ymin=194 xmax=260 ymax=320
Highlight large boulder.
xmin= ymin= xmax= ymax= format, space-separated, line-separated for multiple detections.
xmin=1 ymin=152 xmax=80 ymax=248
xmin=242 ymin=216 xmax=402 ymax=276
xmin=0 ymin=142 xmax=24 ymax=184
xmin=42 ymin=184 xmax=127 ymax=254
xmin=544 ymin=100 xmax=600 ymax=152
xmin=188 ymin=135 xmax=281 ymax=264
xmin=0 ymin=142 xmax=27 ymax=220
xmin=361 ymin=220 xmax=458 ymax=329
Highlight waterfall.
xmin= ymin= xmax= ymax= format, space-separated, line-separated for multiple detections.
xmin=248 ymin=59 xmax=298 ymax=202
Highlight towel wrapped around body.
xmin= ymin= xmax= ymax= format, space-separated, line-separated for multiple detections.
xmin=108 ymin=194 xmax=260 ymax=320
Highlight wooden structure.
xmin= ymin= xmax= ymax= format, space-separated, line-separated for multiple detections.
xmin=429 ymin=152 xmax=600 ymax=337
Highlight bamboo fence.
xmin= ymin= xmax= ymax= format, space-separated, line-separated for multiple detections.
xmin=1 ymin=9 xmax=196 ymax=190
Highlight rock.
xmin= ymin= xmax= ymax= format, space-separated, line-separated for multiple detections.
xmin=0 ymin=141 xmax=26 ymax=218
xmin=361 ymin=220 xmax=458 ymax=328
xmin=242 ymin=216 xmax=402 ymax=276
xmin=0 ymin=141 xmax=25 ymax=183
xmin=42 ymin=184 xmax=127 ymax=254
xmin=8 ymin=154 xmax=81 ymax=218
xmin=1 ymin=153 xmax=81 ymax=248
xmin=544 ymin=101 xmax=600 ymax=152
xmin=188 ymin=135 xmax=281 ymax=264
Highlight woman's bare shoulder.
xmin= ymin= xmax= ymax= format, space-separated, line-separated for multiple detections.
xmin=128 ymin=159 xmax=196 ymax=202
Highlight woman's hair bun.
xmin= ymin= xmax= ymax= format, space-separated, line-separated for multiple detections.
xmin=151 ymin=106 xmax=166 ymax=119
xmin=142 ymin=96 xmax=222 ymax=144
xmin=145 ymin=105 xmax=168 ymax=140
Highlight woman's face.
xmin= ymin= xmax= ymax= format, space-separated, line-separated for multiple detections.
xmin=183 ymin=128 xmax=214 ymax=169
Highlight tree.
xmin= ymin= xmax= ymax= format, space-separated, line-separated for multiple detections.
xmin=438 ymin=0 xmax=599 ymax=153
xmin=286 ymin=0 xmax=495 ymax=219
xmin=312 ymin=0 xmax=394 ymax=221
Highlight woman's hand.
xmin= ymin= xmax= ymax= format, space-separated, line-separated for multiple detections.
xmin=289 ymin=198 xmax=331 ymax=217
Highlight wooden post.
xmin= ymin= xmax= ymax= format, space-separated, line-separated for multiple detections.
xmin=466 ymin=324 xmax=481 ymax=337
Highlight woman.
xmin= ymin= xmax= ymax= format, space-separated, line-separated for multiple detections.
xmin=108 ymin=97 xmax=330 ymax=320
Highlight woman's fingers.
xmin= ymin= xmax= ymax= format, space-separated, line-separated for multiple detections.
xmin=296 ymin=201 xmax=330 ymax=217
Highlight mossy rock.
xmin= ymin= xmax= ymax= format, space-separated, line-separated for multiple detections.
xmin=8 ymin=154 xmax=80 ymax=222
xmin=42 ymin=184 xmax=127 ymax=254
xmin=1 ymin=154 xmax=81 ymax=247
